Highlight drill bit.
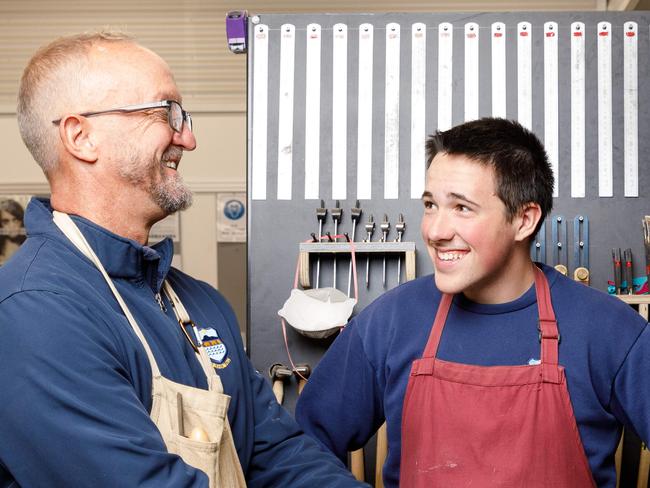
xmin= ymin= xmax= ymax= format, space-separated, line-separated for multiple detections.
xmin=380 ymin=214 xmax=390 ymax=288
xmin=395 ymin=214 xmax=406 ymax=284
xmin=331 ymin=201 xmax=342 ymax=287
xmin=316 ymin=200 xmax=327 ymax=288
xmin=347 ymin=201 xmax=362 ymax=297
xmin=364 ymin=215 xmax=375 ymax=288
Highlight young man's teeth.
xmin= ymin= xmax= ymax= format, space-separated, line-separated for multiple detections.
xmin=164 ymin=161 xmax=177 ymax=170
xmin=438 ymin=251 xmax=465 ymax=261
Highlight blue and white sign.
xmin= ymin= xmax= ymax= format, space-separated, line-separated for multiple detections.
xmin=217 ymin=192 xmax=246 ymax=242
xmin=224 ymin=199 xmax=245 ymax=220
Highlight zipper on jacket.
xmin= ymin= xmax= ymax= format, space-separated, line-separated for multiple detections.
xmin=154 ymin=291 xmax=167 ymax=312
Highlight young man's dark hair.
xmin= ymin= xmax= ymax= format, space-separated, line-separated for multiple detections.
xmin=425 ymin=117 xmax=553 ymax=237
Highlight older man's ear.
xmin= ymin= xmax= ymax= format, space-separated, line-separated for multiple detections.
xmin=58 ymin=114 xmax=98 ymax=164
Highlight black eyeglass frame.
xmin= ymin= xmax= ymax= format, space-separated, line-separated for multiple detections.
xmin=51 ymin=99 xmax=192 ymax=133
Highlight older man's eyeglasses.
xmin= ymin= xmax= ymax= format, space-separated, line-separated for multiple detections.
xmin=51 ymin=100 xmax=192 ymax=133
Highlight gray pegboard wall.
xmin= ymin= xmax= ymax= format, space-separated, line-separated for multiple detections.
xmin=246 ymin=12 xmax=650 ymax=414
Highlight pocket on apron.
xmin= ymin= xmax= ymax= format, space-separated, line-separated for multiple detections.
xmin=175 ymin=432 xmax=221 ymax=483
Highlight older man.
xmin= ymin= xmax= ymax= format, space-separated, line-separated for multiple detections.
xmin=0 ymin=32 xmax=366 ymax=487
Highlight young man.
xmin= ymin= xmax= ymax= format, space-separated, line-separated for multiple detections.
xmin=0 ymin=32 xmax=366 ymax=487
xmin=296 ymin=118 xmax=650 ymax=487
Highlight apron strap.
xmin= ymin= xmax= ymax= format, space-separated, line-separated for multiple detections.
xmin=52 ymin=211 xmax=163 ymax=378
xmin=533 ymin=265 xmax=561 ymax=383
xmin=162 ymin=282 xmax=221 ymax=384
xmin=422 ymin=292 xmax=453 ymax=359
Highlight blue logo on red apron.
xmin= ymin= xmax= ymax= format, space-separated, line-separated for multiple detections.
xmin=197 ymin=327 xmax=231 ymax=369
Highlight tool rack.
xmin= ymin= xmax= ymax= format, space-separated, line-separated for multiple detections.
xmin=297 ymin=241 xmax=416 ymax=288
xmin=246 ymin=11 xmax=650 ymax=486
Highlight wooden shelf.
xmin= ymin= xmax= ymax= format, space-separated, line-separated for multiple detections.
xmin=614 ymin=295 xmax=650 ymax=305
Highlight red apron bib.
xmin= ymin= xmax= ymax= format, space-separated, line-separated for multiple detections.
xmin=400 ymin=267 xmax=596 ymax=487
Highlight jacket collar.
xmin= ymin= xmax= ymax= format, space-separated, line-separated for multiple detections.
xmin=25 ymin=197 xmax=174 ymax=292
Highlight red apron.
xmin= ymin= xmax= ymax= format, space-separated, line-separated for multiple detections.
xmin=400 ymin=267 xmax=596 ymax=487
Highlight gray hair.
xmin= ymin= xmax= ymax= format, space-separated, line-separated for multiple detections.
xmin=16 ymin=31 xmax=134 ymax=175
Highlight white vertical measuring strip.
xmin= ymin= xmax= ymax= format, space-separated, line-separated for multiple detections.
xmin=597 ymin=22 xmax=613 ymax=198
xmin=491 ymin=22 xmax=507 ymax=118
xmin=570 ymin=22 xmax=586 ymax=198
xmin=277 ymin=24 xmax=295 ymax=200
xmin=332 ymin=23 xmax=348 ymax=200
xmin=624 ymin=21 xmax=638 ymax=197
xmin=438 ymin=23 xmax=453 ymax=131
xmin=544 ymin=22 xmax=559 ymax=198
xmin=517 ymin=22 xmax=532 ymax=130
xmin=384 ymin=23 xmax=400 ymax=200
xmin=411 ymin=23 xmax=426 ymax=199
xmin=464 ymin=22 xmax=479 ymax=122
xmin=357 ymin=24 xmax=374 ymax=200
xmin=252 ymin=24 xmax=269 ymax=201
xmin=304 ymin=24 xmax=321 ymax=200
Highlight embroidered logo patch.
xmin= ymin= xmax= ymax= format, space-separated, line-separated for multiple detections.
xmin=197 ymin=327 xmax=231 ymax=369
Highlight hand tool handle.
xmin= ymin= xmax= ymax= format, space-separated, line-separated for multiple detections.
xmin=298 ymin=378 xmax=307 ymax=395
xmin=272 ymin=380 xmax=284 ymax=405
xmin=350 ymin=449 xmax=365 ymax=482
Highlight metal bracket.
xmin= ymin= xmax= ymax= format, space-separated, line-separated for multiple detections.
xmin=530 ymin=221 xmax=546 ymax=264
xmin=551 ymin=215 xmax=568 ymax=275
xmin=573 ymin=215 xmax=590 ymax=284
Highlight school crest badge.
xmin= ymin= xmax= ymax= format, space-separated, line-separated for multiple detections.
xmin=197 ymin=327 xmax=231 ymax=369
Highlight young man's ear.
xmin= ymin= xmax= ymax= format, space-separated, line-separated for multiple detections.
xmin=515 ymin=202 xmax=542 ymax=242
xmin=57 ymin=115 xmax=98 ymax=164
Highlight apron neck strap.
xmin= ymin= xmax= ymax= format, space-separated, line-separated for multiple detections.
xmin=422 ymin=265 xmax=560 ymax=381
xmin=533 ymin=265 xmax=561 ymax=382
xmin=162 ymin=281 xmax=218 ymax=382
xmin=422 ymin=292 xmax=453 ymax=358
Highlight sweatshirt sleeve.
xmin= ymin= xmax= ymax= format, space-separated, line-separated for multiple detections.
xmin=610 ymin=324 xmax=650 ymax=442
xmin=243 ymin=360 xmax=369 ymax=487
xmin=201 ymin=285 xmax=368 ymax=488
xmin=295 ymin=322 xmax=385 ymax=462
xmin=0 ymin=291 xmax=209 ymax=488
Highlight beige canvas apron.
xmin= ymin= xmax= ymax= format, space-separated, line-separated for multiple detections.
xmin=53 ymin=211 xmax=247 ymax=488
